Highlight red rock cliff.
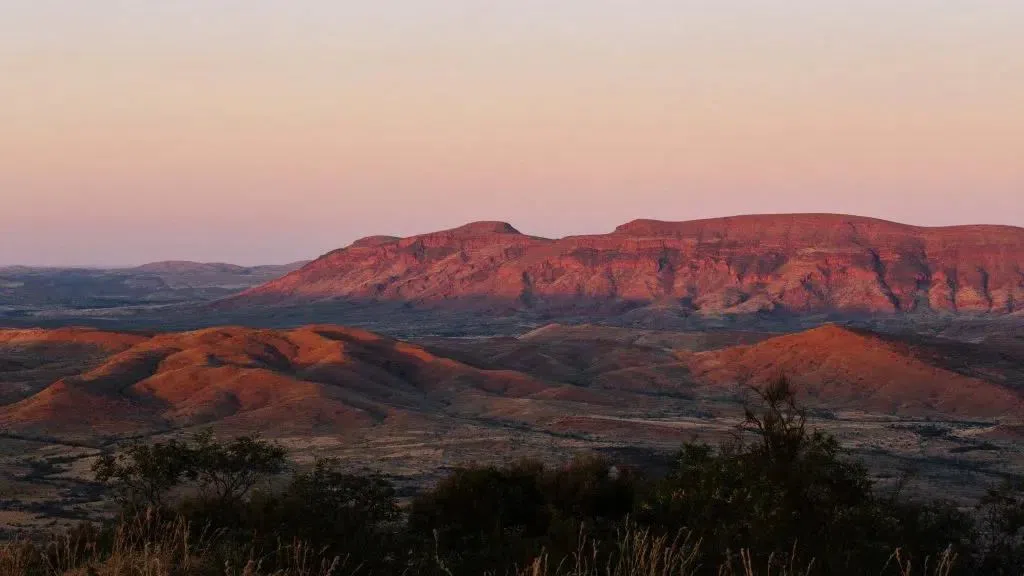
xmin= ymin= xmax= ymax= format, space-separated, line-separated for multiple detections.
xmin=237 ymin=214 xmax=1024 ymax=315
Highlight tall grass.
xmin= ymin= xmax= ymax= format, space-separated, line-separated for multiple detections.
xmin=0 ymin=513 xmax=346 ymax=576
xmin=516 ymin=528 xmax=959 ymax=576
xmin=518 ymin=528 xmax=703 ymax=576
xmin=0 ymin=517 xmax=963 ymax=576
xmin=516 ymin=527 xmax=817 ymax=576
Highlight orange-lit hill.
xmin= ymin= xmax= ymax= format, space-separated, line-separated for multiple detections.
xmin=0 ymin=325 xmax=570 ymax=440
xmin=3 ymin=323 xmax=1021 ymax=443
xmin=0 ymin=327 xmax=148 ymax=351
xmin=0 ymin=328 xmax=153 ymax=406
xmin=682 ymin=325 xmax=1024 ymax=417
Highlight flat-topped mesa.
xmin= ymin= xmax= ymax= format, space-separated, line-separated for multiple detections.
xmin=613 ymin=213 xmax=917 ymax=238
xmin=614 ymin=213 xmax=1022 ymax=241
xmin=235 ymin=213 xmax=1024 ymax=314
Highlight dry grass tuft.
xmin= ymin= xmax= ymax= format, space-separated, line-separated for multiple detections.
xmin=0 ymin=512 xmax=348 ymax=576
xmin=0 ymin=518 xmax=962 ymax=576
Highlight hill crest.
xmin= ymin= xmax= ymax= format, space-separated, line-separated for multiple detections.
xmin=683 ymin=324 xmax=1023 ymax=416
xmin=0 ymin=325 xmax=567 ymax=439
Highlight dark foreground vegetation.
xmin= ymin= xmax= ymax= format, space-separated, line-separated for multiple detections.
xmin=3 ymin=379 xmax=1024 ymax=575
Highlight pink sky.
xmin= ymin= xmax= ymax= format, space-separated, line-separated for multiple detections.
xmin=1 ymin=1 xmax=1022 ymax=266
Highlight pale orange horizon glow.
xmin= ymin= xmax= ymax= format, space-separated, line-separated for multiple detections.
xmin=1 ymin=2 xmax=1022 ymax=266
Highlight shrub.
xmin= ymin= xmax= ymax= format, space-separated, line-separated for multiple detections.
xmin=92 ymin=430 xmax=286 ymax=513
xmin=640 ymin=377 xmax=972 ymax=574
xmin=65 ymin=376 xmax=1023 ymax=575
xmin=976 ymin=479 xmax=1024 ymax=573
xmin=189 ymin=429 xmax=287 ymax=505
xmin=408 ymin=455 xmax=640 ymax=574
xmin=245 ymin=458 xmax=402 ymax=571
xmin=92 ymin=437 xmax=195 ymax=510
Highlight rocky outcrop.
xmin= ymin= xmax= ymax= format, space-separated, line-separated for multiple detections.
xmin=236 ymin=214 xmax=1024 ymax=315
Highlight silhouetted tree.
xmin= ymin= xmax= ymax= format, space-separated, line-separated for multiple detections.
xmin=977 ymin=479 xmax=1024 ymax=573
xmin=642 ymin=375 xmax=969 ymax=574
xmin=189 ymin=429 xmax=287 ymax=505
xmin=92 ymin=438 xmax=194 ymax=510
xmin=93 ymin=430 xmax=286 ymax=511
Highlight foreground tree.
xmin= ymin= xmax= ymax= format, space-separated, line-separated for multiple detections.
xmin=189 ymin=429 xmax=287 ymax=505
xmin=247 ymin=457 xmax=402 ymax=570
xmin=977 ymin=479 xmax=1024 ymax=573
xmin=642 ymin=376 xmax=971 ymax=574
xmin=92 ymin=430 xmax=286 ymax=511
xmin=92 ymin=437 xmax=194 ymax=510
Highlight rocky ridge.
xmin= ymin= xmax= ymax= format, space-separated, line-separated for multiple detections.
xmin=237 ymin=214 xmax=1024 ymax=315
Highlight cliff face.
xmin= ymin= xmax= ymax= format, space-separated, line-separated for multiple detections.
xmin=238 ymin=214 xmax=1024 ymax=315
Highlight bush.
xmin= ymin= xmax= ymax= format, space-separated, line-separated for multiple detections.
xmin=640 ymin=377 xmax=973 ymax=574
xmin=246 ymin=458 xmax=402 ymax=571
xmin=189 ymin=429 xmax=288 ymax=505
xmin=92 ymin=429 xmax=286 ymax=514
xmin=409 ymin=459 xmax=551 ymax=572
xmin=92 ymin=437 xmax=195 ymax=510
xmin=408 ymin=455 xmax=639 ymax=574
xmin=60 ymin=377 xmax=1024 ymax=575
xmin=976 ymin=479 xmax=1024 ymax=573
xmin=94 ymin=434 xmax=401 ymax=574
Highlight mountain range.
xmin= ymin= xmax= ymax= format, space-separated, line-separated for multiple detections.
xmin=236 ymin=214 xmax=1024 ymax=317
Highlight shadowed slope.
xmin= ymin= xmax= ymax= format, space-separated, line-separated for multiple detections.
xmin=0 ymin=328 xmax=149 ymax=405
xmin=422 ymin=323 xmax=1024 ymax=417
xmin=418 ymin=324 xmax=774 ymax=394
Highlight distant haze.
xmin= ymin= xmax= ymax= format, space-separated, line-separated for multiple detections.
xmin=2 ymin=1 xmax=1022 ymax=266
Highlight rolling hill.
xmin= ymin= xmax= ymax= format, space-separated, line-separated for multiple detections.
xmin=419 ymin=323 xmax=1024 ymax=418
xmin=2 ymin=322 xmax=1022 ymax=444
xmin=680 ymin=325 xmax=1024 ymax=416
xmin=0 ymin=325 xmax=577 ymax=440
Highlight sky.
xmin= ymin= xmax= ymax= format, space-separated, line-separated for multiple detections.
xmin=1 ymin=1 xmax=1022 ymax=266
